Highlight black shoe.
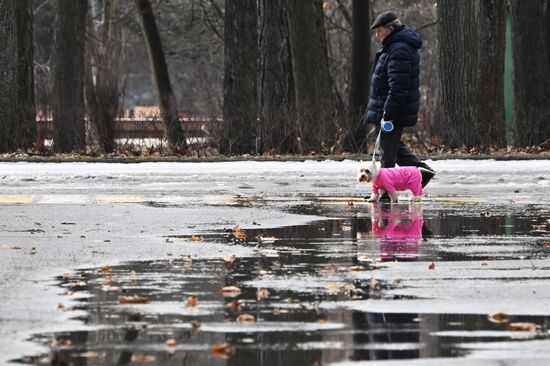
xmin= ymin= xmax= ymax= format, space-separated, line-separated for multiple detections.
xmin=419 ymin=167 xmax=436 ymax=188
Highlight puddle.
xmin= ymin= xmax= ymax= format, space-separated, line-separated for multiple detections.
xmin=19 ymin=201 xmax=550 ymax=365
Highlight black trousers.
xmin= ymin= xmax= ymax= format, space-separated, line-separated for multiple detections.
xmin=379 ymin=127 xmax=423 ymax=168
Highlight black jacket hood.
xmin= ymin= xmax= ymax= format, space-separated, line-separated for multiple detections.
xmin=383 ymin=26 xmax=422 ymax=50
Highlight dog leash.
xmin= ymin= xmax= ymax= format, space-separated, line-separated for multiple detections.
xmin=372 ymin=129 xmax=381 ymax=163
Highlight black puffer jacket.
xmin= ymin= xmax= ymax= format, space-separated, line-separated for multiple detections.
xmin=365 ymin=26 xmax=422 ymax=128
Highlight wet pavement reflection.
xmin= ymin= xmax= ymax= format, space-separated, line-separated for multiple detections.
xmin=21 ymin=200 xmax=550 ymax=365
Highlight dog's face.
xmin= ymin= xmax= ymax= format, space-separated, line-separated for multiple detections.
xmin=357 ymin=161 xmax=379 ymax=183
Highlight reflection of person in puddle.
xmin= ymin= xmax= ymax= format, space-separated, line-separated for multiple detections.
xmin=371 ymin=203 xmax=423 ymax=261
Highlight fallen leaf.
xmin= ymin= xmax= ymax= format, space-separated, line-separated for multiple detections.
xmin=190 ymin=320 xmax=201 ymax=332
xmin=57 ymin=303 xmax=64 ymax=309
xmin=223 ymin=254 xmax=236 ymax=264
xmin=428 ymin=262 xmax=436 ymax=270
xmin=348 ymin=265 xmax=366 ymax=272
xmin=29 ymin=247 xmax=37 ymax=255
xmin=210 ymin=342 xmax=234 ymax=359
xmin=189 ymin=235 xmax=203 ymax=242
xmin=369 ymin=276 xmax=378 ymax=290
xmin=317 ymin=319 xmax=326 ymax=324
xmin=226 ymin=299 xmax=243 ymax=312
xmin=237 ymin=313 xmax=255 ymax=322
xmin=347 ymin=201 xmax=354 ymax=208
xmin=102 ymin=285 xmax=122 ymax=292
xmin=487 ymin=312 xmax=510 ymax=324
xmin=100 ymin=265 xmax=110 ymax=273
xmin=232 ymin=226 xmax=247 ymax=240
xmin=118 ymin=295 xmax=150 ymax=304
xmin=256 ymin=288 xmax=270 ymax=300
xmin=221 ymin=285 xmax=241 ymax=297
xmin=57 ymin=338 xmax=72 ymax=346
xmin=543 ymin=240 xmax=550 ymax=247
xmin=326 ymin=282 xmax=339 ymax=291
xmin=131 ymin=354 xmax=156 ymax=363
xmin=186 ymin=296 xmax=199 ymax=307
xmin=507 ymin=322 xmax=538 ymax=332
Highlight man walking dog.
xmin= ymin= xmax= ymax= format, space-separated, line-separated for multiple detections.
xmin=364 ymin=11 xmax=435 ymax=196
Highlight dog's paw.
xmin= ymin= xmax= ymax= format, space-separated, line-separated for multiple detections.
xmin=366 ymin=194 xmax=380 ymax=202
xmin=411 ymin=195 xmax=423 ymax=202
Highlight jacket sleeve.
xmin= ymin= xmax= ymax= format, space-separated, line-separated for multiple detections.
xmin=384 ymin=47 xmax=412 ymax=118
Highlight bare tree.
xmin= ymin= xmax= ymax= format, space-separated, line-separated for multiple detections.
xmin=476 ymin=0 xmax=507 ymax=147
xmin=510 ymin=0 xmax=550 ymax=146
xmin=0 ymin=0 xmax=36 ymax=152
xmin=85 ymin=0 xmax=121 ymax=153
xmin=345 ymin=0 xmax=370 ymax=152
xmin=287 ymin=0 xmax=337 ymax=153
xmin=436 ymin=0 xmax=479 ymax=148
xmin=136 ymin=0 xmax=187 ymax=150
xmin=259 ymin=0 xmax=296 ymax=153
xmin=222 ymin=0 xmax=258 ymax=154
xmin=52 ymin=0 xmax=87 ymax=153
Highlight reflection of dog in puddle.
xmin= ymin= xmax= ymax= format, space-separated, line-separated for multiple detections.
xmin=371 ymin=203 xmax=423 ymax=261
xmin=357 ymin=161 xmax=432 ymax=203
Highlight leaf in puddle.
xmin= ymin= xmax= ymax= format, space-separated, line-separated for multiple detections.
xmin=57 ymin=303 xmax=64 ymax=310
xmin=507 ymin=322 xmax=538 ymax=332
xmin=210 ymin=342 xmax=234 ymax=359
xmin=102 ymin=285 xmax=122 ymax=292
xmin=348 ymin=265 xmax=366 ymax=272
xmin=189 ymin=235 xmax=203 ymax=242
xmin=185 ymin=296 xmax=199 ymax=307
xmin=321 ymin=264 xmax=338 ymax=273
xmin=226 ymin=299 xmax=243 ymax=311
xmin=221 ymin=285 xmax=241 ymax=297
xmin=118 ymin=295 xmax=150 ymax=304
xmin=131 ymin=354 xmax=156 ymax=363
xmin=487 ymin=312 xmax=510 ymax=324
xmin=428 ymin=262 xmax=436 ymax=270
xmin=56 ymin=338 xmax=72 ymax=346
xmin=236 ymin=313 xmax=255 ymax=322
xmin=100 ymin=265 xmax=110 ymax=273
xmin=369 ymin=276 xmax=378 ymax=289
xmin=232 ymin=226 xmax=247 ymax=240
xmin=223 ymin=254 xmax=236 ymax=264
xmin=326 ymin=282 xmax=339 ymax=291
xmin=165 ymin=339 xmax=176 ymax=347
xmin=256 ymin=288 xmax=270 ymax=300
xmin=190 ymin=320 xmax=201 ymax=332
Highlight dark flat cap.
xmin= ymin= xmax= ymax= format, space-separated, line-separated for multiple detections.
xmin=370 ymin=10 xmax=398 ymax=29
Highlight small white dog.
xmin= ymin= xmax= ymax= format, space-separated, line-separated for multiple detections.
xmin=357 ymin=161 xmax=427 ymax=203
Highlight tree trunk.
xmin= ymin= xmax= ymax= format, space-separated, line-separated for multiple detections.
xmin=222 ymin=0 xmax=258 ymax=155
xmin=287 ymin=0 xmax=337 ymax=153
xmin=0 ymin=0 xmax=36 ymax=153
xmin=345 ymin=0 xmax=370 ymax=153
xmin=477 ymin=0 xmax=507 ymax=147
xmin=510 ymin=0 xmax=550 ymax=146
xmin=85 ymin=0 xmax=120 ymax=153
xmin=437 ymin=0 xmax=479 ymax=148
xmin=136 ymin=0 xmax=186 ymax=150
xmin=259 ymin=0 xmax=296 ymax=154
xmin=52 ymin=0 xmax=87 ymax=153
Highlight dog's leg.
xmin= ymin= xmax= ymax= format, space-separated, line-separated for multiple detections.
xmin=367 ymin=193 xmax=380 ymax=202
xmin=388 ymin=192 xmax=399 ymax=203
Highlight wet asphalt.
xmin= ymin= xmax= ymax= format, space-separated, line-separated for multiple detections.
xmin=0 ymin=159 xmax=549 ymax=365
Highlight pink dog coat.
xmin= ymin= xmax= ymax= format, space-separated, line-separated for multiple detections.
xmin=372 ymin=166 xmax=423 ymax=196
